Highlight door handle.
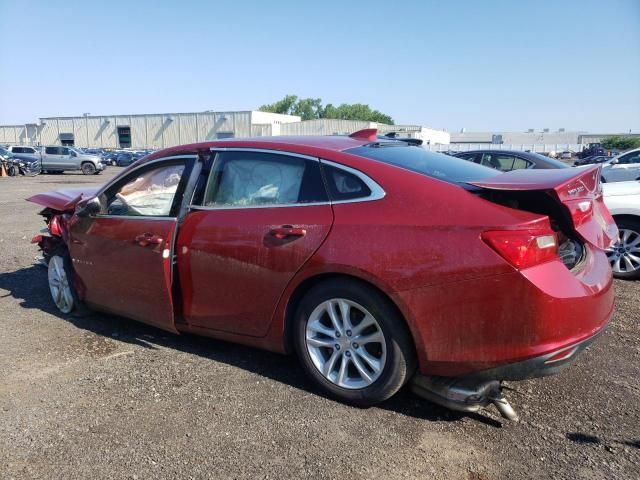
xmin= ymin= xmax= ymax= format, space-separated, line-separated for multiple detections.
xmin=134 ymin=233 xmax=163 ymax=246
xmin=269 ymin=225 xmax=306 ymax=239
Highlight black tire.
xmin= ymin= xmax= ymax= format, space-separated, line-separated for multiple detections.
xmin=81 ymin=162 xmax=96 ymax=175
xmin=610 ymin=218 xmax=640 ymax=280
xmin=7 ymin=164 xmax=17 ymax=176
xmin=293 ymin=279 xmax=416 ymax=406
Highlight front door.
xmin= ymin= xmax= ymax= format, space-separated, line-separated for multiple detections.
xmin=177 ymin=150 xmax=333 ymax=337
xmin=607 ymin=150 xmax=640 ymax=181
xmin=69 ymin=156 xmax=194 ymax=332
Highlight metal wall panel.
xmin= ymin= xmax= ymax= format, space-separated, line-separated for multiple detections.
xmin=161 ymin=114 xmax=180 ymax=147
xmin=74 ymin=118 xmax=88 ymax=147
xmin=40 ymin=121 xmax=59 ymax=145
xmin=179 ymin=114 xmax=198 ymax=144
xmin=87 ymin=117 xmax=103 ymax=147
xmin=145 ymin=115 xmax=164 ymax=149
xmin=130 ymin=116 xmax=147 ymax=149
xmin=197 ymin=113 xmax=216 ymax=141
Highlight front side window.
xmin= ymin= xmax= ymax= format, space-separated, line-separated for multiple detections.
xmin=619 ymin=151 xmax=640 ymax=165
xmin=204 ymin=151 xmax=327 ymax=207
xmin=105 ymin=163 xmax=185 ymax=217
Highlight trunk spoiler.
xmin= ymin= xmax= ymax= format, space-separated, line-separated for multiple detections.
xmin=467 ymin=165 xmax=618 ymax=250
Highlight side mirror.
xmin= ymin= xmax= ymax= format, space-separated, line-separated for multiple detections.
xmin=76 ymin=196 xmax=101 ymax=217
xmin=70 ymin=151 xmax=77 ymax=157
xmin=610 ymin=158 xmax=618 ymax=165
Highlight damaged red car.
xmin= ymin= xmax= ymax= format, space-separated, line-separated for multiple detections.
xmin=28 ymin=130 xmax=617 ymax=419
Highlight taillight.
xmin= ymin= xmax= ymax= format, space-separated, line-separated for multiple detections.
xmin=481 ymin=229 xmax=558 ymax=269
xmin=49 ymin=215 xmax=62 ymax=236
xmin=564 ymin=198 xmax=594 ymax=227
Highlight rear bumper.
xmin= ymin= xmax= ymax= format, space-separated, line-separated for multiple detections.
xmin=399 ymin=247 xmax=614 ymax=377
xmin=462 ymin=325 xmax=607 ymax=381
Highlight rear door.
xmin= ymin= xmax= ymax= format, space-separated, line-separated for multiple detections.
xmin=69 ymin=156 xmax=195 ymax=332
xmin=43 ymin=146 xmax=63 ymax=169
xmin=177 ymin=149 xmax=333 ymax=337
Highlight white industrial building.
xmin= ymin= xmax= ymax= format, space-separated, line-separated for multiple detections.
xmin=0 ymin=110 xmax=450 ymax=148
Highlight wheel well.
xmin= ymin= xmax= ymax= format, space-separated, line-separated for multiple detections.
xmin=283 ymin=273 xmax=418 ymax=358
xmin=612 ymin=214 xmax=640 ymax=225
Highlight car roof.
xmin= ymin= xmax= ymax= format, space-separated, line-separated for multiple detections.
xmin=143 ymin=135 xmax=371 ymax=163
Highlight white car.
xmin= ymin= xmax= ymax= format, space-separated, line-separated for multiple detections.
xmin=603 ymin=180 xmax=640 ymax=279
xmin=601 ymin=148 xmax=640 ymax=183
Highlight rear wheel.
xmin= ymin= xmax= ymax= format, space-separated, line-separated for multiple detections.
xmin=81 ymin=162 xmax=96 ymax=175
xmin=606 ymin=218 xmax=640 ymax=280
xmin=294 ymin=279 xmax=416 ymax=406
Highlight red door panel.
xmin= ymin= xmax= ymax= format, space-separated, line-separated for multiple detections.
xmin=177 ymin=205 xmax=333 ymax=337
xmin=69 ymin=217 xmax=177 ymax=332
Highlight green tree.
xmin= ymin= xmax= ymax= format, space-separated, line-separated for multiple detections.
xmin=601 ymin=136 xmax=640 ymax=150
xmin=323 ymin=103 xmax=394 ymax=124
xmin=259 ymin=95 xmax=394 ymax=124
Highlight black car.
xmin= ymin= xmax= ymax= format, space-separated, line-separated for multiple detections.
xmin=115 ymin=151 xmax=146 ymax=167
xmin=453 ymin=149 xmax=568 ymax=171
xmin=573 ymin=155 xmax=611 ymax=166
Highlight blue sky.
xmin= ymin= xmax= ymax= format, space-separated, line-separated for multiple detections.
xmin=0 ymin=0 xmax=638 ymax=132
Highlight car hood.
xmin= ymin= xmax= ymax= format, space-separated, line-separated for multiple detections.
xmin=78 ymin=154 xmax=102 ymax=162
xmin=27 ymin=186 xmax=99 ymax=212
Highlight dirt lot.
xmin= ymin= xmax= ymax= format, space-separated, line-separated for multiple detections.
xmin=0 ymin=170 xmax=638 ymax=480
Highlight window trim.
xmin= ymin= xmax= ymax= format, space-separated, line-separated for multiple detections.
xmin=187 ymin=148 xmax=385 ymax=211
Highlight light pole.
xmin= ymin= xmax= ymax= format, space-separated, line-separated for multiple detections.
xmin=83 ymin=113 xmax=90 ymax=147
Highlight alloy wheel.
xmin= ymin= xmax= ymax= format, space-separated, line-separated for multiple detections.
xmin=305 ymin=298 xmax=386 ymax=389
xmin=48 ymin=256 xmax=74 ymax=313
xmin=606 ymin=228 xmax=640 ymax=274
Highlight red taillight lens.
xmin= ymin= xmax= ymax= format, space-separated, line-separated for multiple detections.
xmin=564 ymin=198 xmax=594 ymax=227
xmin=481 ymin=229 xmax=558 ymax=269
xmin=49 ymin=215 xmax=62 ymax=236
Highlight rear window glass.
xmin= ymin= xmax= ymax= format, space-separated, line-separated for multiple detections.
xmin=322 ymin=164 xmax=371 ymax=201
xmin=346 ymin=144 xmax=500 ymax=183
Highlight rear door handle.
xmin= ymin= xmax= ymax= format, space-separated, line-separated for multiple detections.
xmin=269 ymin=225 xmax=306 ymax=239
xmin=135 ymin=233 xmax=163 ymax=246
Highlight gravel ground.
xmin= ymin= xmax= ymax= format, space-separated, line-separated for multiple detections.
xmin=0 ymin=170 xmax=638 ymax=480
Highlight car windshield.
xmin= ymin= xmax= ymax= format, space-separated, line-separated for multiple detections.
xmin=346 ymin=144 xmax=500 ymax=183
xmin=68 ymin=147 xmax=82 ymax=155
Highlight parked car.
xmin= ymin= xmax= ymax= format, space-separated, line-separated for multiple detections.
xmin=28 ymin=130 xmax=616 ymax=418
xmin=115 ymin=151 xmax=146 ymax=167
xmin=603 ymin=180 xmax=640 ymax=279
xmin=574 ymin=155 xmax=611 ymax=166
xmin=601 ymin=148 xmax=640 ymax=183
xmin=560 ymin=151 xmax=573 ymax=160
xmin=454 ymin=149 xmax=569 ymax=171
xmin=9 ymin=145 xmax=105 ymax=174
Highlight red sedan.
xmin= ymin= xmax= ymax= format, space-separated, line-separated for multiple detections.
xmin=29 ymin=130 xmax=617 ymax=418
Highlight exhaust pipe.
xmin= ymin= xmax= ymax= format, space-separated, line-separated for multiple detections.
xmin=411 ymin=375 xmax=518 ymax=421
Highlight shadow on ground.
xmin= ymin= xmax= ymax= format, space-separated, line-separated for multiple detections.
xmin=1 ymin=264 xmax=504 ymax=427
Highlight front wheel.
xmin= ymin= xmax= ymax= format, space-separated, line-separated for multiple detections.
xmin=81 ymin=162 xmax=96 ymax=175
xmin=606 ymin=218 xmax=640 ymax=280
xmin=294 ymin=280 xmax=416 ymax=406
xmin=47 ymin=254 xmax=76 ymax=314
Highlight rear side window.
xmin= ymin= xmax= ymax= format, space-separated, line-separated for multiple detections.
xmin=45 ymin=147 xmax=59 ymax=155
xmin=204 ymin=151 xmax=328 ymax=207
xmin=322 ymin=164 xmax=371 ymax=201
xmin=346 ymin=144 xmax=499 ymax=183
xmin=512 ymin=157 xmax=531 ymax=170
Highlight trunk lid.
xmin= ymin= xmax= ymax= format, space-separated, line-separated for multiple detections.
xmin=27 ymin=186 xmax=99 ymax=212
xmin=468 ymin=165 xmax=618 ymax=250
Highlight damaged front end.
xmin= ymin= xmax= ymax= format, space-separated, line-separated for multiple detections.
xmin=27 ymin=186 xmax=97 ymax=262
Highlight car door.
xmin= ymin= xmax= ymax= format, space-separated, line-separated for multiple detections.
xmin=176 ymin=149 xmax=333 ymax=337
xmin=607 ymin=150 xmax=640 ymax=181
xmin=68 ymin=156 xmax=195 ymax=332
xmin=43 ymin=146 xmax=63 ymax=169
xmin=59 ymin=147 xmax=78 ymax=170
